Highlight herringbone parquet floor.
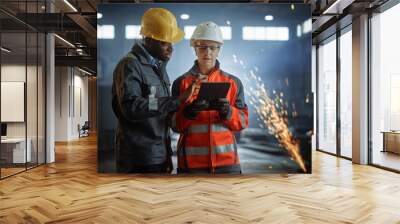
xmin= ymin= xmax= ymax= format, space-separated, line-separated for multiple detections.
xmin=1 ymin=135 xmax=400 ymax=224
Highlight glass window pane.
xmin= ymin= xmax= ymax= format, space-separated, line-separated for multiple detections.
xmin=0 ymin=1 xmax=47 ymax=179
xmin=340 ymin=29 xmax=352 ymax=158
xmin=318 ymin=37 xmax=337 ymax=154
xmin=371 ymin=3 xmax=400 ymax=171
xmin=38 ymin=32 xmax=45 ymax=165
xmin=27 ymin=31 xmax=38 ymax=169
xmin=1 ymin=31 xmax=28 ymax=177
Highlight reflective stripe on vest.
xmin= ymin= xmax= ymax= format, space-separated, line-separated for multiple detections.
xmin=188 ymin=124 xmax=229 ymax=134
xmin=184 ymin=144 xmax=235 ymax=156
xmin=212 ymin=124 xmax=230 ymax=132
xmin=188 ymin=124 xmax=208 ymax=134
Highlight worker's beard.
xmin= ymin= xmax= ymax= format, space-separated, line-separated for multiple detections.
xmin=144 ymin=38 xmax=172 ymax=62
xmin=154 ymin=47 xmax=172 ymax=61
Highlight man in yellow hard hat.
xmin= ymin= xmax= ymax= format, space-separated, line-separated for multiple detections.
xmin=112 ymin=8 xmax=199 ymax=173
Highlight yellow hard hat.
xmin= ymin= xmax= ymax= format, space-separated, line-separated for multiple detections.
xmin=140 ymin=8 xmax=184 ymax=44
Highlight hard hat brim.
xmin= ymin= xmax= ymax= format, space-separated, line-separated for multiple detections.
xmin=142 ymin=27 xmax=184 ymax=44
xmin=169 ymin=28 xmax=185 ymax=44
xmin=190 ymin=39 xmax=223 ymax=47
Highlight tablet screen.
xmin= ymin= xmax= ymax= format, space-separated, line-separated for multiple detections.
xmin=196 ymin=82 xmax=230 ymax=101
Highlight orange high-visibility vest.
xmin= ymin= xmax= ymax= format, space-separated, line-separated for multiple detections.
xmin=171 ymin=61 xmax=249 ymax=174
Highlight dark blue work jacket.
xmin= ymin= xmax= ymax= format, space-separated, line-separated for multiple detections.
xmin=112 ymin=43 xmax=180 ymax=172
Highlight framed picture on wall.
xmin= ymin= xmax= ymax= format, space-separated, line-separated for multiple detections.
xmin=97 ymin=3 xmax=312 ymax=174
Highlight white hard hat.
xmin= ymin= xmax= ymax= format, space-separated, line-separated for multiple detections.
xmin=190 ymin=21 xmax=223 ymax=46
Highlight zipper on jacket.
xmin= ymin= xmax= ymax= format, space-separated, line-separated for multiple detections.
xmin=160 ymin=75 xmax=169 ymax=96
xmin=209 ymin=111 xmax=214 ymax=174
xmin=154 ymin=67 xmax=171 ymax=169
xmin=153 ymin=66 xmax=169 ymax=97
xmin=206 ymin=74 xmax=215 ymax=174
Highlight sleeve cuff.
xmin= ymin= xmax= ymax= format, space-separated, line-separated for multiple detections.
xmin=220 ymin=106 xmax=233 ymax=120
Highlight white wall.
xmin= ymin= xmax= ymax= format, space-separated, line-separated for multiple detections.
xmin=1 ymin=65 xmax=42 ymax=137
xmin=72 ymin=73 xmax=89 ymax=138
xmin=1 ymin=65 xmax=25 ymax=128
xmin=55 ymin=67 xmax=89 ymax=141
xmin=55 ymin=67 xmax=69 ymax=141
xmin=1 ymin=64 xmax=45 ymax=164
xmin=1 ymin=65 xmax=27 ymax=139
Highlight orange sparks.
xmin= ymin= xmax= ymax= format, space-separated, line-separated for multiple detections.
xmin=234 ymin=56 xmax=307 ymax=172
xmin=248 ymin=74 xmax=307 ymax=172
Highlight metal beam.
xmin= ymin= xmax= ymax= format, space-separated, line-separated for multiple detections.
xmin=55 ymin=55 xmax=96 ymax=72
xmin=67 ymin=13 xmax=96 ymax=39
xmin=0 ymin=8 xmax=38 ymax=32
xmin=322 ymin=0 xmax=356 ymax=14
xmin=13 ymin=13 xmax=82 ymax=32
xmin=312 ymin=14 xmax=335 ymax=33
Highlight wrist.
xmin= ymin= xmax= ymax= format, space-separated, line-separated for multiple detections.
xmin=219 ymin=105 xmax=232 ymax=120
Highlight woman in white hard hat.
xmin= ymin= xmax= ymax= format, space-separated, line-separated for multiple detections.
xmin=171 ymin=21 xmax=249 ymax=174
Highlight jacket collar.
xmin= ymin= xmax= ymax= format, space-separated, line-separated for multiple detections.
xmin=189 ymin=59 xmax=220 ymax=77
xmin=131 ymin=42 xmax=164 ymax=69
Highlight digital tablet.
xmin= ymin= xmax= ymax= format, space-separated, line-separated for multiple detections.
xmin=196 ymin=82 xmax=231 ymax=101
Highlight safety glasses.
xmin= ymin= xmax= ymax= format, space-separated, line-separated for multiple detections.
xmin=194 ymin=45 xmax=221 ymax=52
